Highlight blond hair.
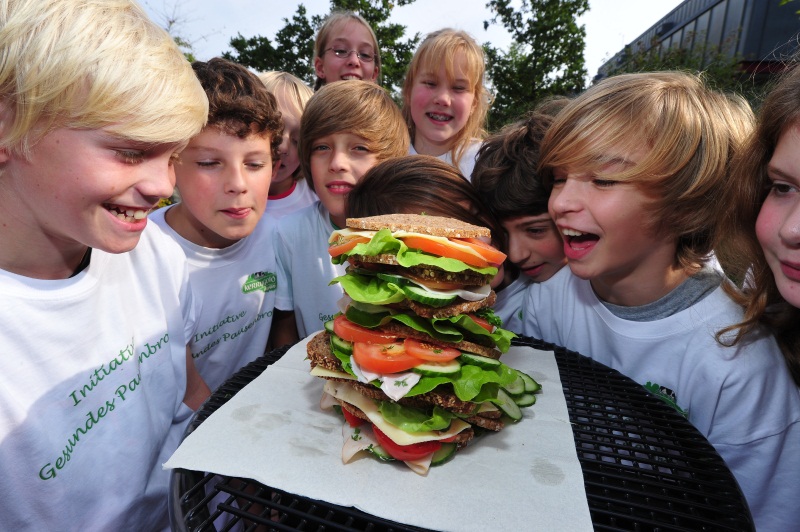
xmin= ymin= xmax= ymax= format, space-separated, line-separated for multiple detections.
xmin=313 ymin=10 xmax=380 ymax=91
xmin=0 ymin=0 xmax=208 ymax=159
xmin=299 ymin=80 xmax=408 ymax=191
xmin=258 ymin=71 xmax=313 ymax=118
xmin=401 ymin=28 xmax=490 ymax=169
xmin=539 ymin=71 xmax=753 ymax=271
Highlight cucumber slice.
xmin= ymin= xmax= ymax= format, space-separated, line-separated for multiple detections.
xmin=330 ymin=333 xmax=353 ymax=356
xmin=458 ymin=353 xmax=501 ymax=369
xmin=412 ymin=359 xmax=461 ymax=377
xmin=495 ymin=388 xmax=523 ymax=421
xmin=514 ymin=393 xmax=537 ymax=407
xmin=367 ymin=444 xmax=395 ymax=462
xmin=504 ymin=374 xmax=525 ymax=395
xmin=403 ymin=285 xmax=457 ymax=307
xmin=517 ymin=370 xmax=541 ymax=393
xmin=431 ymin=442 xmax=457 ymax=466
xmin=376 ymin=272 xmax=409 ymax=285
xmin=324 ymin=319 xmax=335 ymax=334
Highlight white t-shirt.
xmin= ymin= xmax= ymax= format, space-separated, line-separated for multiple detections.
xmin=151 ymin=207 xmax=287 ymax=393
xmin=409 ymin=139 xmax=482 ymax=181
xmin=265 ymin=178 xmax=317 ymax=220
xmin=492 ymin=275 xmax=530 ymax=334
xmin=274 ymin=201 xmax=347 ymax=337
xmin=521 ymin=267 xmax=800 ymax=532
xmin=0 ymin=224 xmax=196 ymax=531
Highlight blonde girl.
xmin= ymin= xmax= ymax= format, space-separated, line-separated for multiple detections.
xmin=401 ymin=28 xmax=490 ymax=180
xmin=259 ymin=71 xmax=317 ymax=218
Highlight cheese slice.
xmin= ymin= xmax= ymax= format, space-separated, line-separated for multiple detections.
xmin=311 ymin=366 xmax=357 ymax=380
xmin=323 ymin=380 xmax=470 ymax=446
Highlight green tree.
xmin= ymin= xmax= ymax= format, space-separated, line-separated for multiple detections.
xmin=483 ymin=0 xmax=588 ymax=130
xmin=224 ymin=0 xmax=419 ymax=96
xmin=145 ymin=0 xmax=199 ymax=62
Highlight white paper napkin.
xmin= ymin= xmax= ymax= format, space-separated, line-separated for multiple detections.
xmin=165 ymin=335 xmax=593 ymax=531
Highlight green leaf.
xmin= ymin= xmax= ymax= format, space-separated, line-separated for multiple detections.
xmin=378 ymin=402 xmax=455 ymax=432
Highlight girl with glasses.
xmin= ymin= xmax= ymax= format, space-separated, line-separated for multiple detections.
xmin=313 ymin=11 xmax=380 ymax=91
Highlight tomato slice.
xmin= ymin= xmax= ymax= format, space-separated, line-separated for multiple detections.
xmin=328 ymin=236 xmax=370 ymax=257
xmin=454 ymin=238 xmax=507 ymax=266
xmin=404 ymin=338 xmax=461 ymax=362
xmin=372 ymin=426 xmax=442 ymax=461
xmin=467 ymin=314 xmax=494 ymax=332
xmin=400 ymin=235 xmax=490 ymax=269
xmin=332 ymin=315 xmax=398 ymax=344
xmin=341 ymin=407 xmax=364 ymax=427
xmin=352 ymin=342 xmax=422 ymax=373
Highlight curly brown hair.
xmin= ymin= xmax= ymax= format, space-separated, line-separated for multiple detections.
xmin=192 ymin=58 xmax=283 ymax=160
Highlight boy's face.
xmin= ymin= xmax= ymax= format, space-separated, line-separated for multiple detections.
xmin=272 ymin=95 xmax=301 ymax=193
xmin=314 ymin=20 xmax=379 ymax=84
xmin=408 ymin=51 xmax=476 ymax=156
xmin=502 ymin=214 xmax=566 ymax=282
xmin=757 ymin=123 xmax=800 ymax=308
xmin=170 ymin=127 xmax=274 ymax=248
xmin=309 ymin=132 xmax=379 ymax=227
xmin=1 ymin=126 xmax=180 ymax=258
xmin=548 ymin=146 xmax=680 ymax=305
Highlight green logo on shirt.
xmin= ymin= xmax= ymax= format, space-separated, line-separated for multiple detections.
xmin=242 ymin=271 xmax=277 ymax=294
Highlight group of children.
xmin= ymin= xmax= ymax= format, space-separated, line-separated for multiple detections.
xmin=1 ymin=1 xmax=798 ymax=530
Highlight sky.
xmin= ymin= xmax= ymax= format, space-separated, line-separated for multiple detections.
xmin=143 ymin=0 xmax=685 ymax=82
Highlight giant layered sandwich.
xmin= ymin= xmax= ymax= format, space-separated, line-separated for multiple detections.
xmin=307 ymin=214 xmax=540 ymax=475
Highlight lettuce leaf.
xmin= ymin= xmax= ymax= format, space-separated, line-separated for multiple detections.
xmin=407 ymin=362 xmax=518 ymax=402
xmin=378 ymin=402 xmax=456 ymax=432
xmin=344 ymin=306 xmax=516 ymax=353
xmin=331 ymin=272 xmax=406 ymax=305
xmin=332 ymin=228 xmax=497 ymax=276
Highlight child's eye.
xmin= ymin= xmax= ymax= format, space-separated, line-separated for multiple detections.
xmin=593 ymin=179 xmax=617 ymax=188
xmin=421 ymin=80 xmax=436 ymax=87
xmin=768 ymin=180 xmax=798 ymax=196
xmin=246 ymin=162 xmax=268 ymax=170
xmin=115 ymin=150 xmax=145 ymax=164
xmin=196 ymin=160 xmax=219 ymax=168
xmin=353 ymin=145 xmax=372 ymax=153
xmin=311 ymin=144 xmax=330 ymax=153
xmin=453 ymin=85 xmax=468 ymax=92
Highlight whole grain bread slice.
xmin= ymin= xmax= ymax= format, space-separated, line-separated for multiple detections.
xmin=346 ymin=214 xmax=490 ymax=239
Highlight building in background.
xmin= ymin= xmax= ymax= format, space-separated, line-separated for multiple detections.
xmin=596 ymin=0 xmax=800 ymax=82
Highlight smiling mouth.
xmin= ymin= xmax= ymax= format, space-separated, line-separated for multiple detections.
xmin=341 ymin=75 xmax=362 ymax=81
xmin=427 ymin=112 xmax=452 ymax=122
xmin=561 ymin=228 xmax=599 ymax=249
xmin=105 ymin=204 xmax=149 ymax=222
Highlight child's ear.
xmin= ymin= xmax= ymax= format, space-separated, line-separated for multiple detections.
xmin=314 ymin=56 xmax=326 ymax=81
xmin=271 ymin=156 xmax=280 ymax=179
xmin=368 ymin=65 xmax=379 ymax=82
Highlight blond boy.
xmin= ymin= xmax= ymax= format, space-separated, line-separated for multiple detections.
xmin=0 ymin=0 xmax=209 ymax=529
xmin=271 ymin=80 xmax=408 ymax=345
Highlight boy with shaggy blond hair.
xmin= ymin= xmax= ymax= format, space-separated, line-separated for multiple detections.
xmin=271 ymin=80 xmax=408 ymax=345
xmin=0 ymin=0 xmax=210 ymax=529
xmin=523 ymin=71 xmax=800 ymax=531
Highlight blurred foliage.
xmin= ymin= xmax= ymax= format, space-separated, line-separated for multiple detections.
xmin=223 ymin=0 xmax=419 ymax=97
xmin=604 ymin=30 xmax=769 ymax=108
xmin=483 ymin=0 xmax=589 ymax=130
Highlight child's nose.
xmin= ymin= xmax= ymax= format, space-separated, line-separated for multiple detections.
xmin=549 ymin=180 xmax=580 ymax=215
xmin=225 ymin=166 xmax=248 ymax=194
xmin=328 ymin=149 xmax=348 ymax=172
xmin=779 ymin=202 xmax=800 ymax=246
xmin=506 ymin=233 xmax=529 ymax=264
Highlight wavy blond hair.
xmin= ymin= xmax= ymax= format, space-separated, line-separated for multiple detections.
xmin=0 ymin=0 xmax=208 ymax=159
xmin=538 ymin=71 xmax=753 ymax=272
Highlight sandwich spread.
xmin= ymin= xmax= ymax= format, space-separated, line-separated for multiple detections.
xmin=307 ymin=214 xmax=541 ymax=475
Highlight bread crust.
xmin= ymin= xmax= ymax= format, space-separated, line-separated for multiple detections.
xmin=346 ymin=214 xmax=490 ymax=239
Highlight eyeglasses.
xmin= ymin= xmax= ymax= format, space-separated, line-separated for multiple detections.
xmin=324 ymin=48 xmax=375 ymax=63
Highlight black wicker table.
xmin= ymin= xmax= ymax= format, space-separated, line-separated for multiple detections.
xmin=170 ymin=337 xmax=754 ymax=532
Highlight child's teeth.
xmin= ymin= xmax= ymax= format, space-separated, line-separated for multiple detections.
xmin=562 ymin=229 xmax=584 ymax=237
